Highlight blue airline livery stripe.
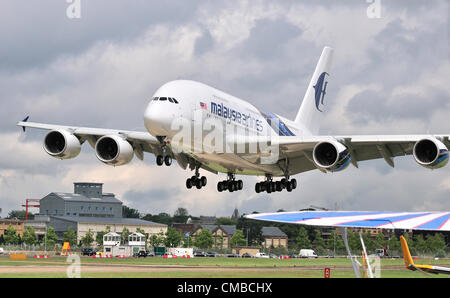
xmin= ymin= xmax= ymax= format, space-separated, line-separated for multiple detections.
xmin=266 ymin=111 xmax=293 ymax=136
xmin=334 ymin=213 xmax=431 ymax=228
xmin=255 ymin=211 xmax=384 ymax=223
xmin=415 ymin=213 xmax=450 ymax=230
xmin=436 ymin=154 xmax=449 ymax=164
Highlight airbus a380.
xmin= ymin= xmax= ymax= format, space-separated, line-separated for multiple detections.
xmin=18 ymin=47 xmax=449 ymax=194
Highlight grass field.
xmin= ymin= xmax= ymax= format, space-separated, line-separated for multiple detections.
xmin=0 ymin=255 xmax=449 ymax=278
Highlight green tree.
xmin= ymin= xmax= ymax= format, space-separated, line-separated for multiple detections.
xmin=296 ymin=227 xmax=311 ymax=249
xmin=122 ymin=206 xmax=140 ymax=218
xmin=236 ymin=216 xmax=263 ymax=246
xmin=4 ymin=225 xmax=20 ymax=245
xmin=312 ymin=230 xmax=326 ymax=255
xmin=142 ymin=213 xmax=173 ymax=226
xmin=230 ymin=230 xmax=246 ymax=247
xmin=173 ymin=208 xmax=190 ymax=223
xmin=22 ymin=226 xmax=38 ymax=246
xmin=216 ymin=217 xmax=237 ymax=226
xmin=194 ymin=229 xmax=214 ymax=249
xmin=7 ymin=210 xmax=34 ymax=220
xmin=150 ymin=231 xmax=165 ymax=247
xmin=121 ymin=227 xmax=130 ymax=244
xmin=426 ymin=233 xmax=446 ymax=254
xmin=44 ymin=227 xmax=58 ymax=250
xmin=414 ymin=234 xmax=427 ymax=255
xmin=182 ymin=234 xmax=193 ymax=248
xmin=164 ymin=228 xmax=182 ymax=247
xmin=95 ymin=226 xmax=111 ymax=247
xmin=388 ymin=235 xmax=401 ymax=255
xmin=325 ymin=230 xmax=345 ymax=254
xmin=62 ymin=226 xmax=77 ymax=247
xmin=81 ymin=229 xmax=94 ymax=247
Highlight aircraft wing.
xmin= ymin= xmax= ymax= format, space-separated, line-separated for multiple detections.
xmin=17 ymin=120 xmax=161 ymax=159
xmin=274 ymin=134 xmax=450 ymax=170
xmin=245 ymin=210 xmax=450 ymax=231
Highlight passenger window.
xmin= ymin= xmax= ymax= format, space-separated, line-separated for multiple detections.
xmin=159 ymin=97 xmax=167 ymax=101
xmin=172 ymin=98 xmax=179 ymax=104
xmin=168 ymin=97 xmax=174 ymax=103
xmin=153 ymin=97 xmax=159 ymax=101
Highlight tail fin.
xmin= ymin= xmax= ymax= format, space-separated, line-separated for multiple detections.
xmin=400 ymin=236 xmax=415 ymax=268
xmin=294 ymin=46 xmax=334 ymax=135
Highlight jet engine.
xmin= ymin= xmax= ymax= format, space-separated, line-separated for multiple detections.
xmin=313 ymin=140 xmax=351 ymax=172
xmin=413 ymin=138 xmax=449 ymax=169
xmin=43 ymin=130 xmax=81 ymax=159
xmin=95 ymin=135 xmax=134 ymax=166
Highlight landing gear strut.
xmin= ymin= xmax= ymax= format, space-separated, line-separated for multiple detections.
xmin=156 ymin=137 xmax=172 ymax=167
xmin=255 ymin=174 xmax=297 ymax=194
xmin=186 ymin=166 xmax=207 ymax=190
xmin=217 ymin=173 xmax=243 ymax=193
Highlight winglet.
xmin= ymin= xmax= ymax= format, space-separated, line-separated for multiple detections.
xmin=20 ymin=116 xmax=29 ymax=132
xmin=400 ymin=236 xmax=415 ymax=268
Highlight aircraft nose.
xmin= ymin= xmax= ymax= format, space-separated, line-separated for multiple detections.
xmin=144 ymin=102 xmax=173 ymax=136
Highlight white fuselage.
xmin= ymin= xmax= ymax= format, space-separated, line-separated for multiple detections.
xmin=144 ymin=80 xmax=309 ymax=176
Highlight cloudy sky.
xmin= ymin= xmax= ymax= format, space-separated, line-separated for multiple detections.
xmin=0 ymin=0 xmax=449 ymax=218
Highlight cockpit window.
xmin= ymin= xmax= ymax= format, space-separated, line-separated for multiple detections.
xmin=153 ymin=97 xmax=179 ymax=104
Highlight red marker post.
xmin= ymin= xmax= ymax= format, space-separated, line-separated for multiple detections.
xmin=324 ymin=267 xmax=331 ymax=278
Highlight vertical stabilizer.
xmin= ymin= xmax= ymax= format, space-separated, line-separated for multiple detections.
xmin=294 ymin=47 xmax=334 ymax=135
xmin=400 ymin=236 xmax=415 ymax=268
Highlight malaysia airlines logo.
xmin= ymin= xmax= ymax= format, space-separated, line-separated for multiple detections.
xmin=313 ymin=72 xmax=329 ymax=112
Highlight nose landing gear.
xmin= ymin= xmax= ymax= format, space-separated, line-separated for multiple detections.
xmin=156 ymin=137 xmax=172 ymax=166
xmin=217 ymin=173 xmax=243 ymax=193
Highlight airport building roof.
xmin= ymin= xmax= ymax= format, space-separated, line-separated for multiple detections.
xmin=48 ymin=192 xmax=122 ymax=204
xmin=261 ymin=227 xmax=287 ymax=238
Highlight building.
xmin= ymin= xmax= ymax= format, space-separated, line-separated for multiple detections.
xmin=103 ymin=232 xmax=147 ymax=256
xmin=261 ymin=227 xmax=288 ymax=249
xmin=0 ymin=218 xmax=25 ymax=237
xmin=33 ymin=182 xmax=168 ymax=245
xmin=24 ymin=215 xmax=49 ymax=241
xmin=192 ymin=225 xmax=236 ymax=249
xmin=49 ymin=216 xmax=166 ymax=244
xmin=39 ymin=182 xmax=122 ymax=218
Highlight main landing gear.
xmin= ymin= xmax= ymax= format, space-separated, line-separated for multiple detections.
xmin=186 ymin=166 xmax=207 ymax=190
xmin=217 ymin=173 xmax=243 ymax=193
xmin=255 ymin=175 xmax=297 ymax=193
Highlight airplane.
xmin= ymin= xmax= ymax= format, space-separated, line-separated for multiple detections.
xmin=17 ymin=47 xmax=450 ymax=194
xmin=400 ymin=235 xmax=450 ymax=275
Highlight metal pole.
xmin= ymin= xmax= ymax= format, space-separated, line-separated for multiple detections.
xmin=343 ymin=228 xmax=360 ymax=278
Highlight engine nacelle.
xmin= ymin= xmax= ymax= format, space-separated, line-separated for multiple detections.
xmin=43 ymin=130 xmax=81 ymax=159
xmin=313 ymin=140 xmax=351 ymax=172
xmin=413 ymin=138 xmax=449 ymax=169
xmin=95 ymin=135 xmax=134 ymax=166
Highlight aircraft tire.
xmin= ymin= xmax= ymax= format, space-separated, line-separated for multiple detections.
xmin=156 ymin=155 xmax=164 ymax=166
xmin=164 ymin=155 xmax=172 ymax=166
xmin=186 ymin=178 xmax=193 ymax=189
